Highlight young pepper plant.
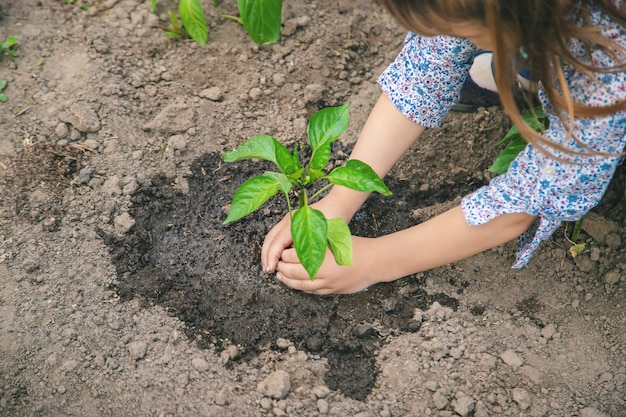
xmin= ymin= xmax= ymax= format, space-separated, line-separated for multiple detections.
xmin=222 ymin=103 xmax=391 ymax=279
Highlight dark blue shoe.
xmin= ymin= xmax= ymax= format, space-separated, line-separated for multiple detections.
xmin=452 ymin=51 xmax=500 ymax=112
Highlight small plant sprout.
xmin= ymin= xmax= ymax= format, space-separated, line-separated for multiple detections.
xmin=223 ymin=0 xmax=282 ymax=45
xmin=1 ymin=36 xmax=18 ymax=58
xmin=156 ymin=0 xmax=208 ymax=45
xmin=222 ymin=103 xmax=391 ymax=280
xmin=0 ymin=37 xmax=18 ymax=103
xmin=0 ymin=80 xmax=8 ymax=103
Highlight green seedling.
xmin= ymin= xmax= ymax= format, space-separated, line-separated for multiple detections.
xmin=0 ymin=37 xmax=18 ymax=103
xmin=1 ymin=36 xmax=18 ymax=58
xmin=0 ymin=80 xmax=8 ymax=103
xmin=63 ymin=0 xmax=88 ymax=9
xmin=222 ymin=103 xmax=391 ymax=280
xmin=153 ymin=0 xmax=280 ymax=45
xmin=222 ymin=0 xmax=282 ymax=45
xmin=153 ymin=0 xmax=208 ymax=45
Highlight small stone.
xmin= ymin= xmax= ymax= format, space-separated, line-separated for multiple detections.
xmin=59 ymin=101 xmax=101 ymax=133
xmin=605 ymin=233 xmax=621 ymax=249
xmin=199 ymin=87 xmax=223 ymax=101
xmin=585 ymin=292 xmax=593 ymax=301
xmin=512 ymin=387 xmax=531 ymax=410
xmin=128 ymin=341 xmax=148 ymax=360
xmin=272 ymin=73 xmax=286 ymax=87
xmin=83 ymin=139 xmax=99 ymax=150
xmin=303 ymin=83 xmax=324 ymax=103
xmin=576 ymin=254 xmax=594 ymax=272
xmin=276 ymin=338 xmax=291 ymax=350
xmin=603 ymin=270 xmax=621 ymax=285
xmin=260 ymin=397 xmax=272 ymax=410
xmin=63 ymin=360 xmax=78 ymax=372
xmin=249 ymin=87 xmax=262 ymax=100
xmin=71 ymin=164 xmax=95 ymax=186
xmin=57 ymin=385 xmax=67 ymax=394
xmin=55 ymin=123 xmax=69 ymax=138
xmin=589 ymin=246 xmax=601 ymax=261
xmin=424 ymin=380 xmax=439 ymax=392
xmin=257 ymin=370 xmax=291 ymax=399
xmin=581 ymin=212 xmax=619 ymax=244
xmin=312 ymin=385 xmax=330 ymax=399
xmin=500 ymin=350 xmax=524 ymax=368
xmin=191 ymin=357 xmax=210 ymax=372
xmin=452 ymin=395 xmax=475 ymax=417
xmin=317 ymin=398 xmax=329 ymax=414
xmin=541 ymin=324 xmax=556 ymax=339
xmin=114 ymin=213 xmax=135 ymax=234
xmin=226 ymin=344 xmax=241 ymax=361
xmin=432 ymin=390 xmax=449 ymax=410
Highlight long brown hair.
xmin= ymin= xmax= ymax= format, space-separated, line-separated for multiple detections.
xmin=378 ymin=0 xmax=626 ymax=160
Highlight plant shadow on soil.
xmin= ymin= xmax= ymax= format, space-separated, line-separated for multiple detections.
xmin=101 ymin=146 xmax=487 ymax=401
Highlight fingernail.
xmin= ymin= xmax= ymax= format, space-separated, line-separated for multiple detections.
xmin=262 ymin=264 xmax=267 ymax=273
xmin=275 ymin=272 xmax=283 ymax=282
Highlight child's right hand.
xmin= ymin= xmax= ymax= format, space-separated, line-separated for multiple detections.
xmin=261 ymin=195 xmax=351 ymax=275
xmin=261 ymin=210 xmax=294 ymax=275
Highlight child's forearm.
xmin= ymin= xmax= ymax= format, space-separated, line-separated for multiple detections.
xmin=324 ymin=93 xmax=426 ymax=221
xmin=365 ymin=206 xmax=537 ymax=282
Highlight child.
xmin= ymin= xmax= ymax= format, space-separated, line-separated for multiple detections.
xmin=261 ymin=0 xmax=626 ymax=294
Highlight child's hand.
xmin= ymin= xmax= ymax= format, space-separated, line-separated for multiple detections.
xmin=261 ymin=211 xmax=294 ymax=275
xmin=262 ymin=194 xmax=353 ymax=275
xmin=274 ymin=236 xmax=382 ymax=295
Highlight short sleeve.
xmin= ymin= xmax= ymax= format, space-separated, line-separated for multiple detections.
xmin=378 ymin=33 xmax=477 ymax=128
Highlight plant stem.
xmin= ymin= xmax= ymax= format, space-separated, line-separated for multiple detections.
xmin=571 ymin=219 xmax=582 ymax=242
xmin=309 ymin=183 xmax=333 ymax=203
xmin=284 ymin=191 xmax=293 ymax=221
xmin=221 ymin=14 xmax=243 ymax=24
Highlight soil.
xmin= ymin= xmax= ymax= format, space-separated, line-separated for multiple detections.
xmin=0 ymin=1 xmax=625 ymax=416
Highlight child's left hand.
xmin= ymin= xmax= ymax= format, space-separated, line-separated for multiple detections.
xmin=274 ymin=236 xmax=383 ymax=295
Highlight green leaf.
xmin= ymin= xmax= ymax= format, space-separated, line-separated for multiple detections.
xmin=223 ymin=134 xmax=297 ymax=174
xmin=237 ymin=0 xmax=282 ymax=44
xmin=326 ymin=218 xmax=352 ymax=265
xmin=0 ymin=93 xmax=6 ymax=103
xmin=327 ymin=159 xmax=391 ymax=195
xmin=150 ymin=0 xmax=158 ymax=12
xmin=569 ymin=242 xmax=586 ymax=258
xmin=223 ymin=175 xmax=281 ymax=224
xmin=488 ymin=137 xmax=528 ymax=174
xmin=496 ymin=106 xmax=547 ymax=146
xmin=308 ymin=103 xmax=350 ymax=170
xmin=495 ymin=124 xmax=521 ymax=146
xmin=3 ymin=37 xmax=17 ymax=48
xmin=292 ymin=206 xmax=327 ymax=280
xmin=168 ymin=10 xmax=182 ymax=31
xmin=179 ymin=0 xmax=208 ymax=45
xmin=521 ymin=106 xmax=547 ymax=132
xmin=0 ymin=80 xmax=7 ymax=91
xmin=261 ymin=171 xmax=292 ymax=194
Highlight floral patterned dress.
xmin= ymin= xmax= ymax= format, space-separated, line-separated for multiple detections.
xmin=378 ymin=2 xmax=626 ymax=267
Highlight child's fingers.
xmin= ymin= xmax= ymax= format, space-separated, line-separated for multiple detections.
xmin=261 ymin=218 xmax=292 ymax=273
xmin=275 ymin=262 xmax=327 ymax=294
